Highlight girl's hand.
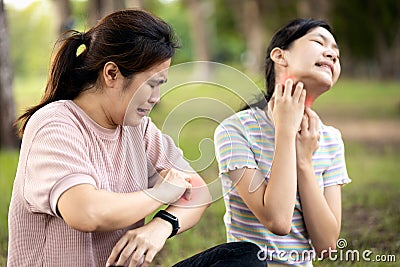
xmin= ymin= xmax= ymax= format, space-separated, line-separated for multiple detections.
xmin=106 ymin=218 xmax=171 ymax=267
xmin=270 ymin=79 xmax=306 ymax=135
xmin=149 ymin=168 xmax=192 ymax=204
xmin=296 ymin=107 xmax=320 ymax=166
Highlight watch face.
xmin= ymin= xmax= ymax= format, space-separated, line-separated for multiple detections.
xmin=165 ymin=213 xmax=178 ymax=221
xmin=154 ymin=210 xmax=180 ymax=237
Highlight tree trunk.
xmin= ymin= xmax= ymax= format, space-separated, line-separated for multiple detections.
xmin=242 ymin=0 xmax=265 ymax=74
xmin=376 ymin=28 xmax=400 ymax=79
xmin=125 ymin=0 xmax=143 ymax=9
xmin=228 ymin=0 xmax=265 ymax=74
xmin=88 ymin=0 xmax=126 ymax=27
xmin=184 ymin=0 xmax=213 ymax=80
xmin=297 ymin=0 xmax=332 ymax=19
xmin=52 ymin=0 xmax=74 ymax=34
xmin=0 ymin=0 xmax=19 ymax=149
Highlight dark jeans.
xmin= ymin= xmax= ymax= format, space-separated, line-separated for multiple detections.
xmin=172 ymin=241 xmax=266 ymax=267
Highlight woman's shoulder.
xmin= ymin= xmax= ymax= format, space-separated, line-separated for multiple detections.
xmin=26 ymin=100 xmax=102 ymax=136
xmin=28 ymin=100 xmax=74 ymax=127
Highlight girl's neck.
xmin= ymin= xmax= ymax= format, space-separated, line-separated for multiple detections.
xmin=305 ymin=94 xmax=316 ymax=107
xmin=275 ymin=74 xmax=323 ymax=108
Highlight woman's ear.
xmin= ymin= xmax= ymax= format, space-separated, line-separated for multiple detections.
xmin=103 ymin=62 xmax=120 ymax=87
xmin=270 ymin=47 xmax=288 ymax=67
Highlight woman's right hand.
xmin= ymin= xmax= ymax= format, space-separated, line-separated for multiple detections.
xmin=150 ymin=168 xmax=193 ymax=204
xmin=270 ymin=79 xmax=306 ymax=135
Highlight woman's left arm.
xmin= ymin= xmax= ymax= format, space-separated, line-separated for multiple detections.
xmin=107 ymin=173 xmax=210 ymax=267
xmin=296 ymin=108 xmax=341 ymax=256
xmin=143 ymin=118 xmax=212 ymax=233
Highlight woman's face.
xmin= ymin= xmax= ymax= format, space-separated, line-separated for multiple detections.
xmin=122 ymin=59 xmax=171 ymax=126
xmin=284 ymin=26 xmax=341 ymax=92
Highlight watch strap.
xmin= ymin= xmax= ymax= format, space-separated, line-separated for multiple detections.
xmin=153 ymin=210 xmax=180 ymax=238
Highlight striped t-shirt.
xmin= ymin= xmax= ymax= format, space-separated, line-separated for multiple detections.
xmin=7 ymin=100 xmax=192 ymax=267
xmin=214 ymin=107 xmax=351 ymax=266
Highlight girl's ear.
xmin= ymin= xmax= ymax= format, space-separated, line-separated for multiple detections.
xmin=270 ymin=47 xmax=288 ymax=67
xmin=103 ymin=62 xmax=120 ymax=87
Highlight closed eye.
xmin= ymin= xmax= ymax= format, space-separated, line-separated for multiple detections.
xmin=313 ymin=40 xmax=323 ymax=45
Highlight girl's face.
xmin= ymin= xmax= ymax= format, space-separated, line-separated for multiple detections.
xmin=284 ymin=26 xmax=341 ymax=92
xmin=121 ymin=59 xmax=171 ymax=126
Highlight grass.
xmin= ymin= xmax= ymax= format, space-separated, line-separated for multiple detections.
xmin=1 ymin=76 xmax=400 ymax=266
xmin=0 ymin=151 xmax=18 ymax=266
xmin=314 ymin=79 xmax=400 ymax=120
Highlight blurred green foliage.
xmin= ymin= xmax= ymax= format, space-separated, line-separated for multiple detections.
xmin=7 ymin=2 xmax=54 ymax=78
xmin=6 ymin=0 xmax=400 ymax=80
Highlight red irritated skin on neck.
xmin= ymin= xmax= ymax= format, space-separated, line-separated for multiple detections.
xmin=304 ymin=95 xmax=316 ymax=107
xmin=280 ymin=74 xmax=315 ymax=107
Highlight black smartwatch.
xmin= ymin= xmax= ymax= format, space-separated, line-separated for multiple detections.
xmin=153 ymin=210 xmax=180 ymax=238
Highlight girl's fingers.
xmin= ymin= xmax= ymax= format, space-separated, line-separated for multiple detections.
xmin=268 ymin=95 xmax=275 ymax=111
xmin=292 ymin=82 xmax=304 ymax=101
xmin=299 ymin=89 xmax=306 ymax=105
xmin=274 ymin=84 xmax=283 ymax=98
xmin=283 ymin=79 xmax=294 ymax=97
xmin=305 ymin=107 xmax=319 ymax=132
xmin=300 ymin=113 xmax=309 ymax=132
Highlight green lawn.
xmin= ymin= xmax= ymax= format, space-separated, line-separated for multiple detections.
xmin=1 ymin=77 xmax=399 ymax=266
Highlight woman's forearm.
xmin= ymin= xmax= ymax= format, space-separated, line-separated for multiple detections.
xmin=165 ymin=174 xmax=211 ymax=233
xmin=58 ymin=184 xmax=166 ymax=232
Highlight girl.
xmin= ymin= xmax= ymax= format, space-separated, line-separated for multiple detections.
xmin=214 ymin=18 xmax=351 ymax=266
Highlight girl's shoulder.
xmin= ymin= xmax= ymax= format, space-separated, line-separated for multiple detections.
xmin=215 ymin=107 xmax=271 ymax=140
xmin=220 ymin=107 xmax=268 ymax=127
xmin=320 ymin=121 xmax=343 ymax=139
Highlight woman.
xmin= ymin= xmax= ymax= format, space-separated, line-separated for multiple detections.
xmin=214 ymin=19 xmax=351 ymax=266
xmin=7 ymin=9 xmax=264 ymax=267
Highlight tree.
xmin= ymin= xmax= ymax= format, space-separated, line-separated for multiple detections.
xmin=228 ymin=0 xmax=266 ymax=74
xmin=332 ymin=0 xmax=400 ymax=78
xmin=52 ymin=0 xmax=74 ymax=34
xmin=183 ymin=0 xmax=214 ymax=79
xmin=88 ymin=0 xmax=127 ymax=26
xmin=0 ymin=0 xmax=19 ymax=149
xmin=297 ymin=0 xmax=332 ymax=19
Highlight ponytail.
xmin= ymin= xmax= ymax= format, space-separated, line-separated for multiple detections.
xmin=16 ymin=31 xmax=93 ymax=137
xmin=15 ymin=9 xmax=178 ymax=137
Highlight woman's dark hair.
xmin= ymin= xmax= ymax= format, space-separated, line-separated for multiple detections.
xmin=250 ymin=18 xmax=332 ymax=109
xmin=16 ymin=9 xmax=179 ymax=137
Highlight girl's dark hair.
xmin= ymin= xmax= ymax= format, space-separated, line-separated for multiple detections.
xmin=16 ymin=9 xmax=179 ymax=137
xmin=251 ymin=18 xmax=332 ymax=109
